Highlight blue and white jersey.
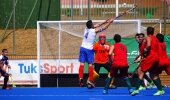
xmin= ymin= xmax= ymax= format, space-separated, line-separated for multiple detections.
xmin=0 ymin=55 xmax=9 ymax=66
xmin=81 ymin=28 xmax=96 ymax=50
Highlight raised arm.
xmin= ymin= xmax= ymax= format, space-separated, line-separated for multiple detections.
xmin=95 ymin=18 xmax=114 ymax=34
xmin=93 ymin=18 xmax=111 ymax=28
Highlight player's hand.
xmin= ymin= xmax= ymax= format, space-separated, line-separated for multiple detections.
xmin=134 ymin=60 xmax=139 ymax=63
xmin=8 ymin=74 xmax=12 ymax=77
xmin=104 ymin=45 xmax=109 ymax=50
xmin=134 ymin=56 xmax=141 ymax=63
xmin=105 ymin=18 xmax=110 ymax=22
xmin=143 ymin=49 xmax=149 ymax=58
xmin=134 ymin=60 xmax=138 ymax=63
xmin=3 ymin=72 xmax=10 ymax=77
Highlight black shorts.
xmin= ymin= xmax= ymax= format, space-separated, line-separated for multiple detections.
xmin=0 ymin=68 xmax=7 ymax=77
xmin=94 ymin=62 xmax=111 ymax=74
xmin=110 ymin=67 xmax=128 ymax=78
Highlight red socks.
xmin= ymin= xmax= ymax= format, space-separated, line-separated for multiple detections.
xmin=79 ymin=64 xmax=94 ymax=82
xmin=88 ymin=65 xmax=94 ymax=82
xmin=79 ymin=65 xmax=84 ymax=79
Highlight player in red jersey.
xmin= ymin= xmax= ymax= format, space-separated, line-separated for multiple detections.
xmin=103 ymin=34 xmax=133 ymax=94
xmin=92 ymin=34 xmax=115 ymax=88
xmin=134 ymin=33 xmax=154 ymax=90
xmin=131 ymin=27 xmax=164 ymax=96
xmin=156 ymin=33 xmax=170 ymax=75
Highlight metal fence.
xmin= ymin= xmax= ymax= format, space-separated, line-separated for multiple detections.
xmin=60 ymin=0 xmax=170 ymax=35
xmin=60 ymin=0 xmax=167 ymax=20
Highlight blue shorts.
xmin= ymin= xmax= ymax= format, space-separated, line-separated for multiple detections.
xmin=79 ymin=47 xmax=94 ymax=64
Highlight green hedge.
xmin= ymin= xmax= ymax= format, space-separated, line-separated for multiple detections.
xmin=0 ymin=0 xmax=60 ymax=28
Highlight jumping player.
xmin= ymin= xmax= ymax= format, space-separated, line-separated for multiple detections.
xmin=93 ymin=33 xmax=115 ymax=88
xmin=103 ymin=34 xmax=133 ymax=94
xmin=131 ymin=27 xmax=164 ymax=96
xmin=134 ymin=33 xmax=154 ymax=90
xmin=0 ymin=49 xmax=11 ymax=89
xmin=78 ymin=18 xmax=114 ymax=87
xmin=156 ymin=33 xmax=170 ymax=75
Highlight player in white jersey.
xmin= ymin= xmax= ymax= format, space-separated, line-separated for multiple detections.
xmin=78 ymin=18 xmax=114 ymax=87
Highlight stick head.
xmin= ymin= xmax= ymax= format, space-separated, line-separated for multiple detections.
xmin=12 ymin=84 xmax=16 ymax=87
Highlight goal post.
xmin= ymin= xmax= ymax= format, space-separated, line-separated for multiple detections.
xmin=141 ymin=19 xmax=162 ymax=34
xmin=36 ymin=19 xmax=161 ymax=87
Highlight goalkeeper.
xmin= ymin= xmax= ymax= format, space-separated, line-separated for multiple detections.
xmin=91 ymin=33 xmax=115 ymax=88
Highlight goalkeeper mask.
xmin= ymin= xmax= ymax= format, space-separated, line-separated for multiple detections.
xmin=99 ymin=34 xmax=106 ymax=45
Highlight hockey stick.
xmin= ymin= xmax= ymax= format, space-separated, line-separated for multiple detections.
xmin=9 ymin=75 xmax=16 ymax=87
xmin=115 ymin=5 xmax=137 ymax=19
xmin=8 ymin=68 xmax=16 ymax=87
